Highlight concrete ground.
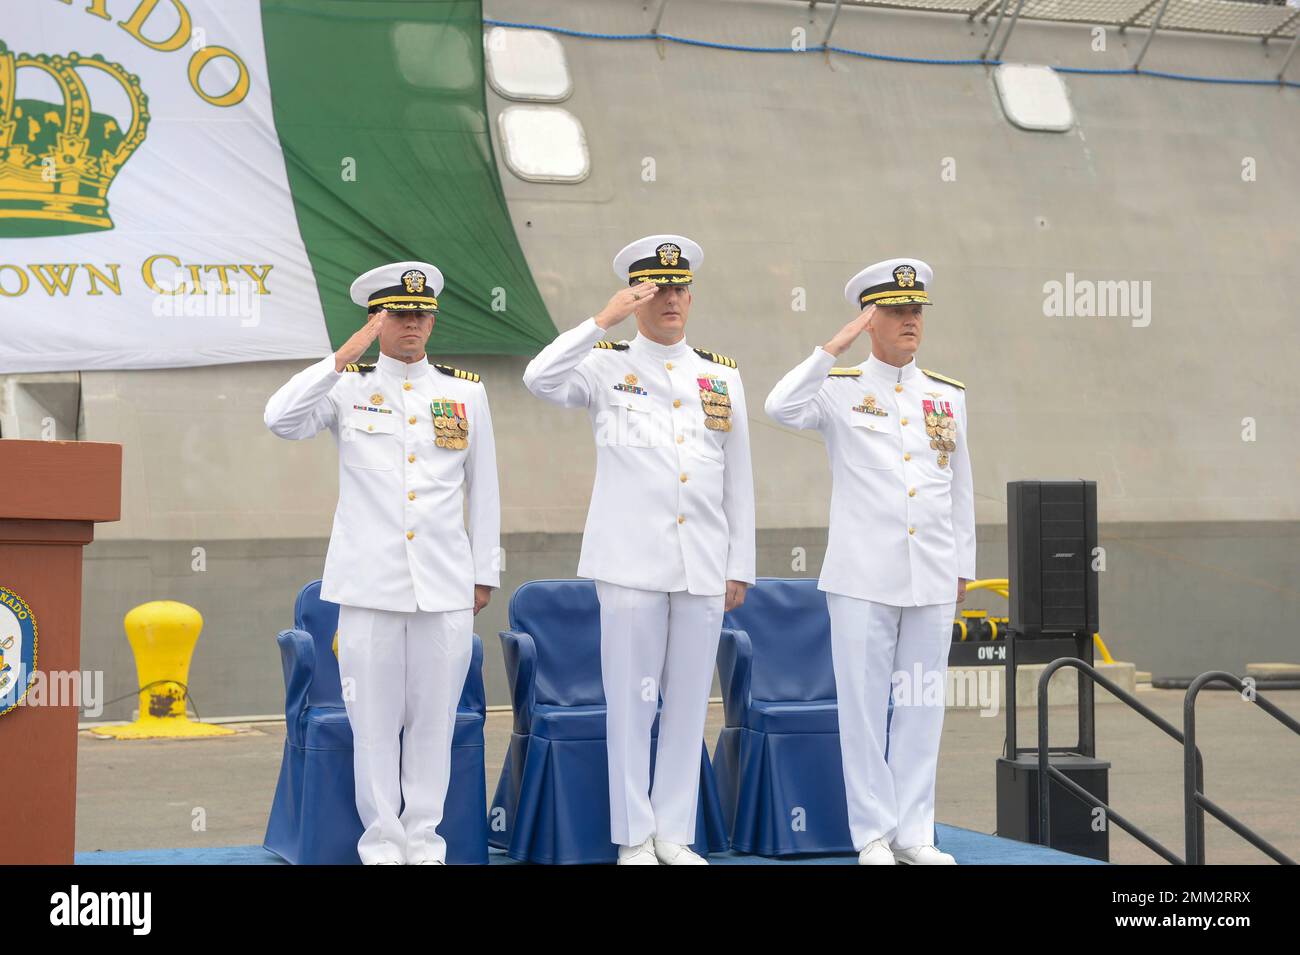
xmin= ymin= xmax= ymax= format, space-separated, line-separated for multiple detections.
xmin=75 ymin=687 xmax=1299 ymax=865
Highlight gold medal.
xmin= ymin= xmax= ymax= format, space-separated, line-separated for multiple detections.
xmin=944 ymin=439 xmax=956 ymax=452
xmin=937 ymin=452 xmax=950 ymax=468
xmin=719 ymin=419 xmax=732 ymax=432
xmin=371 ymin=393 xmax=383 ymax=406
xmin=435 ymin=436 xmax=446 ymax=448
xmin=704 ymin=417 xmax=722 ymax=431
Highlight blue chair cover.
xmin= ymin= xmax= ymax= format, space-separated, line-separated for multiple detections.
xmin=714 ymin=577 xmax=899 ymax=857
xmin=264 ymin=580 xmax=488 ymax=864
xmin=489 ymin=579 xmax=729 ymax=864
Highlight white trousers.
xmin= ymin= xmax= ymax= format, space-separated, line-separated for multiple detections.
xmin=336 ymin=604 xmax=473 ymax=865
xmin=595 ymin=580 xmax=724 ymax=847
xmin=826 ymin=593 xmax=955 ymax=851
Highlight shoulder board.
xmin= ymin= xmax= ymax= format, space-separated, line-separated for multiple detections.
xmin=921 ymin=368 xmax=965 ymax=389
xmin=827 ymin=367 xmax=861 ymax=377
xmin=343 ymin=363 xmax=377 ymax=374
xmin=434 ymin=363 xmax=481 ymax=383
xmin=693 ymin=347 xmax=737 ymax=369
xmin=592 ymin=340 xmax=629 ymax=351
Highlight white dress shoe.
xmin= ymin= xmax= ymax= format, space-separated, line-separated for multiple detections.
xmin=616 ymin=837 xmax=660 ymax=865
xmin=893 ymin=844 xmax=956 ymax=865
xmin=857 ymin=838 xmax=896 ymax=866
xmin=653 ymin=839 xmax=708 ymax=865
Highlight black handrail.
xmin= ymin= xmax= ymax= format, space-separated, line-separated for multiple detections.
xmin=1184 ymin=671 xmax=1299 ymax=865
xmin=1037 ymin=656 xmax=1202 ymax=865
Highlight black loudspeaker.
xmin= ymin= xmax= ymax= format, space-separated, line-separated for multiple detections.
xmin=1006 ymin=480 xmax=1099 ymax=639
xmin=996 ymin=755 xmax=1111 ymax=861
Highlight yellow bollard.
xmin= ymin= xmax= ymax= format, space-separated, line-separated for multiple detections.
xmin=92 ymin=601 xmax=234 ymax=739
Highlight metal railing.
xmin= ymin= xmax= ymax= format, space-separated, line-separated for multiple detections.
xmin=647 ymin=0 xmax=1300 ymax=80
xmin=1037 ymin=658 xmax=1297 ymax=864
xmin=1036 ymin=656 xmax=1192 ymax=864
xmin=1184 ymin=671 xmax=1299 ymax=865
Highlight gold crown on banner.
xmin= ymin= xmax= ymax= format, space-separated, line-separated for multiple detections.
xmin=0 ymin=43 xmax=149 ymax=237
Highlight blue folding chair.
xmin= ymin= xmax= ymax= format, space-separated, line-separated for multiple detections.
xmin=715 ymin=577 xmax=895 ymax=856
xmin=489 ymin=579 xmax=729 ymax=864
xmin=264 ymin=580 xmax=488 ymax=864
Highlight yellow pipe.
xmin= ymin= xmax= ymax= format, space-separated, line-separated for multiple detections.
xmin=958 ymin=578 xmax=1116 ymax=660
xmin=1093 ymin=633 xmax=1115 ymax=664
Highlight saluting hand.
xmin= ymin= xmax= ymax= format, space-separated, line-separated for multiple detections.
xmin=594 ymin=280 xmax=659 ymax=330
xmin=823 ymin=304 xmax=875 ymax=358
xmin=335 ymin=311 xmax=384 ymax=372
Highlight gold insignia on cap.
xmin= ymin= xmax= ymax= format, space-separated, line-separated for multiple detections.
xmin=401 ymin=269 xmax=427 ymax=294
xmin=893 ymin=264 xmax=916 ymax=288
xmin=657 ymin=243 xmax=681 ymax=267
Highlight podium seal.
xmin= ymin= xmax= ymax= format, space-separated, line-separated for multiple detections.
xmin=0 ymin=587 xmax=37 ymax=716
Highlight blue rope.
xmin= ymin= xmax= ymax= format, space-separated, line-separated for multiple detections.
xmin=483 ymin=18 xmax=654 ymax=41
xmin=660 ymin=33 xmax=801 ymax=54
xmin=482 ymin=16 xmax=1300 ymax=89
xmin=1135 ymin=68 xmax=1293 ymax=87
xmin=829 ymin=45 xmax=989 ymax=66
xmin=1050 ymin=66 xmax=1137 ymax=76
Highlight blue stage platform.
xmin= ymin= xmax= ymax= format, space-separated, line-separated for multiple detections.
xmin=75 ymin=823 xmax=1104 ymax=865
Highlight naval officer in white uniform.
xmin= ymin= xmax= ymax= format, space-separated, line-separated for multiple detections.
xmin=765 ymin=258 xmax=974 ymax=866
xmin=265 ymin=262 xmax=501 ymax=865
xmin=523 ymin=235 xmax=756 ymax=865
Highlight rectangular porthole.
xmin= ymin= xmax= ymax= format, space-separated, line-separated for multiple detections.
xmin=994 ymin=63 xmax=1074 ymax=132
xmin=485 ymin=26 xmax=573 ymax=102
xmin=498 ymin=105 xmax=590 ymax=183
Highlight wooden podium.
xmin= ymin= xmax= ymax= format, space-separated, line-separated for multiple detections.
xmin=0 ymin=440 xmax=121 ymax=864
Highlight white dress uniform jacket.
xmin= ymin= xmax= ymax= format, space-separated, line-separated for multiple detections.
xmin=523 ymin=317 xmax=756 ymax=595
xmin=264 ymin=352 xmax=501 ymax=612
xmin=765 ymin=348 xmax=975 ymax=605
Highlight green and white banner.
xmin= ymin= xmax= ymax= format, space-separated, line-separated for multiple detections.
xmin=0 ymin=0 xmax=554 ymax=373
